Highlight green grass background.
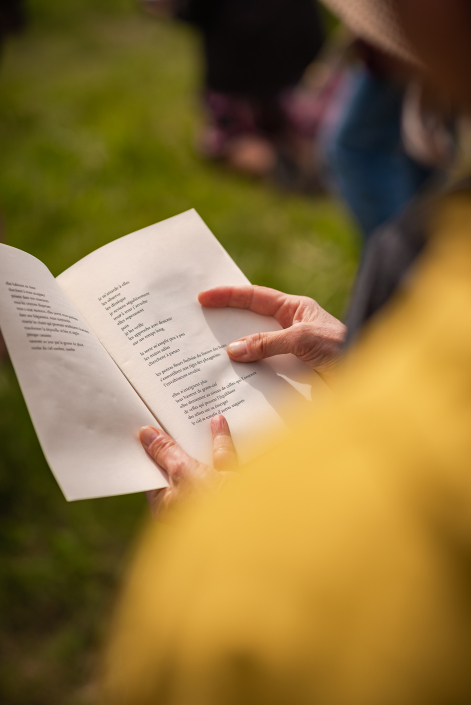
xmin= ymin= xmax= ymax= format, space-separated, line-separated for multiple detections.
xmin=0 ymin=2 xmax=359 ymax=702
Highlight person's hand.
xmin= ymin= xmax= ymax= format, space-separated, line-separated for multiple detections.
xmin=198 ymin=285 xmax=346 ymax=383
xmin=140 ymin=414 xmax=237 ymax=521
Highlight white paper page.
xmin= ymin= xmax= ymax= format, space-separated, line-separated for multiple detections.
xmin=58 ymin=210 xmax=329 ymax=465
xmin=0 ymin=245 xmax=168 ymax=500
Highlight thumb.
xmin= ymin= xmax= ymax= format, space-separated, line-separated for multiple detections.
xmin=139 ymin=426 xmax=199 ymax=483
xmin=227 ymin=328 xmax=297 ymax=363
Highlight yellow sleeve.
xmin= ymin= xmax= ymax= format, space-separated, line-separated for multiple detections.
xmin=102 ymin=194 xmax=471 ymax=705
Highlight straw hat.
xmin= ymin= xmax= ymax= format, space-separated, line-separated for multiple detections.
xmin=321 ymin=0 xmax=420 ymax=66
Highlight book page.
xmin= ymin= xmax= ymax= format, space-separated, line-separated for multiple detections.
xmin=0 ymin=245 xmax=168 ymax=500
xmin=57 ymin=210 xmax=329 ymax=465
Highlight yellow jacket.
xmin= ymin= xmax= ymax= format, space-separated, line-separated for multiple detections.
xmin=103 ymin=192 xmax=471 ymax=705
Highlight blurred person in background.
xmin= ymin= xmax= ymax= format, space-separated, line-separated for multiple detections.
xmin=0 ymin=0 xmax=26 ymax=55
xmin=102 ymin=1 xmax=471 ymax=704
xmin=324 ymin=0 xmax=455 ymax=239
xmin=143 ymin=0 xmax=326 ymax=185
xmin=142 ymin=0 xmax=455 ymax=229
xmin=0 ymin=0 xmax=27 ymax=241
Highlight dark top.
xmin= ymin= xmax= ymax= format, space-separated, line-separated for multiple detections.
xmin=345 ymin=177 xmax=471 ymax=345
xmin=176 ymin=0 xmax=325 ymax=97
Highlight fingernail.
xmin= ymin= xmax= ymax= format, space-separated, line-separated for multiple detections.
xmin=211 ymin=414 xmax=227 ymax=433
xmin=228 ymin=340 xmax=247 ymax=357
xmin=140 ymin=426 xmax=159 ymax=448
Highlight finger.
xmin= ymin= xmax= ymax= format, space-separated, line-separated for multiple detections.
xmin=210 ymin=415 xmax=238 ymax=471
xmin=199 ymin=285 xmax=289 ymax=319
xmin=140 ymin=426 xmax=199 ymax=484
xmin=227 ymin=328 xmax=297 ymax=362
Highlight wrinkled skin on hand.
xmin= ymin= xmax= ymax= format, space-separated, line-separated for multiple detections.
xmin=139 ymin=285 xmax=344 ymax=519
xmin=199 ymin=285 xmax=346 ymax=385
xmin=140 ymin=414 xmax=237 ymax=521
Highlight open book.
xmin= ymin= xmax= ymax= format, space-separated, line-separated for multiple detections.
xmin=0 ymin=210 xmax=328 ymax=500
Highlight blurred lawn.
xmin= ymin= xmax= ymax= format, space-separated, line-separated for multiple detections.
xmin=0 ymin=1 xmax=359 ymax=703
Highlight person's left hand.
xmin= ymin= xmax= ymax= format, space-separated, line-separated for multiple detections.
xmin=139 ymin=414 xmax=237 ymax=521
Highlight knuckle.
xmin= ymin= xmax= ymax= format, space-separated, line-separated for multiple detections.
xmin=249 ymin=331 xmax=271 ymax=357
xmin=148 ymin=434 xmax=176 ymax=462
xmin=213 ymin=447 xmax=226 ymax=462
xmin=290 ymin=322 xmax=342 ymax=366
xmin=258 ymin=333 xmax=271 ymax=356
xmin=213 ymin=433 xmax=237 ymax=464
xmin=295 ymin=297 xmax=320 ymax=323
xmin=289 ymin=323 xmax=320 ymax=359
xmin=215 ymin=434 xmax=235 ymax=449
xmin=170 ymin=454 xmax=201 ymax=485
xmin=293 ymin=322 xmax=315 ymax=345
xmin=213 ymin=449 xmax=236 ymax=472
xmin=168 ymin=459 xmax=186 ymax=484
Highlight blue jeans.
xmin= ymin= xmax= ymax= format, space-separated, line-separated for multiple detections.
xmin=328 ymin=68 xmax=434 ymax=239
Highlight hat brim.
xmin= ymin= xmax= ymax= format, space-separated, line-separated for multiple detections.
xmin=321 ymin=0 xmax=420 ymax=66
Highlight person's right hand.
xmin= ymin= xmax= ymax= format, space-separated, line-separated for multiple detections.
xmin=198 ymin=285 xmax=346 ymax=384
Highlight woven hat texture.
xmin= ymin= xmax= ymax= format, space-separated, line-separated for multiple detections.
xmin=321 ymin=0 xmax=419 ymax=65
